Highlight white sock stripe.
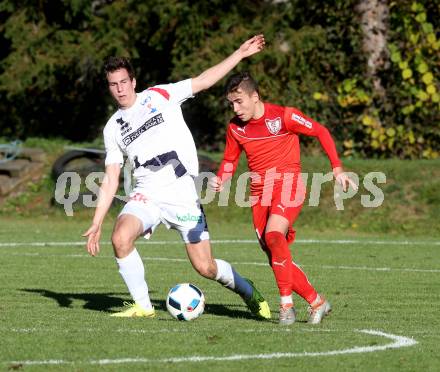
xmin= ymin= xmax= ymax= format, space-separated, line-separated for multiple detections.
xmin=291 ymin=260 xmax=312 ymax=285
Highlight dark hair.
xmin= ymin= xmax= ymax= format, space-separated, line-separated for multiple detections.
xmin=225 ymin=72 xmax=259 ymax=96
xmin=103 ymin=56 xmax=135 ymax=80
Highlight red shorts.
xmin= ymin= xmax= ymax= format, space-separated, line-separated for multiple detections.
xmin=252 ymin=174 xmax=305 ymax=246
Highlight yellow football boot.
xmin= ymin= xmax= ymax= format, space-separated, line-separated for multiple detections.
xmin=244 ymin=279 xmax=271 ymax=320
xmin=110 ymin=302 xmax=156 ymax=318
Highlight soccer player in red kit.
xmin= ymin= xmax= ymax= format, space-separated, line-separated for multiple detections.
xmin=210 ymin=72 xmax=357 ymax=325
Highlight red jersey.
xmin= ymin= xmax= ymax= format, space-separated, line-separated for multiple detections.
xmin=217 ymin=102 xmax=342 ymax=195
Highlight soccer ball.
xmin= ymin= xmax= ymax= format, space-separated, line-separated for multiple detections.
xmin=166 ymin=283 xmax=205 ymax=321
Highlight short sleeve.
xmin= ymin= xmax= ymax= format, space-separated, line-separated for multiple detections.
xmin=149 ymin=79 xmax=193 ymax=105
xmin=103 ymin=124 xmax=124 ymax=167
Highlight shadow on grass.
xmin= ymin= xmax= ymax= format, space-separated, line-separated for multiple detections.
xmin=21 ymin=289 xmax=135 ymax=313
xmin=204 ymin=303 xmax=256 ymax=320
xmin=20 ymin=289 xmax=255 ymax=319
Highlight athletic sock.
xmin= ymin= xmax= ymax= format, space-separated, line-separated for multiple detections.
xmin=265 ymin=231 xmax=318 ymax=303
xmin=280 ymin=295 xmax=293 ymax=306
xmin=310 ymin=294 xmax=322 ymax=307
xmin=214 ymin=259 xmax=253 ymax=299
xmin=264 ymin=231 xmax=294 ymax=297
xmin=290 ymin=260 xmax=318 ymax=304
xmin=115 ymin=248 xmax=153 ymax=310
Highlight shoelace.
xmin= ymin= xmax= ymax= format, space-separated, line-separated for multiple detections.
xmin=122 ymin=301 xmax=135 ymax=308
xmin=308 ymin=298 xmax=325 ymax=315
xmin=280 ymin=303 xmax=294 ymax=311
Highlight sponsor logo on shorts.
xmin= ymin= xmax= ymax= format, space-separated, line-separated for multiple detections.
xmin=277 ymin=204 xmax=286 ymax=212
xmin=176 ymin=213 xmax=203 ymax=223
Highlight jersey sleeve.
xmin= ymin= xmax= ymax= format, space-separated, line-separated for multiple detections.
xmin=149 ymin=79 xmax=193 ymax=105
xmin=217 ymin=125 xmax=242 ymax=181
xmin=103 ymin=123 xmax=124 ymax=167
xmin=284 ymin=107 xmax=342 ymax=169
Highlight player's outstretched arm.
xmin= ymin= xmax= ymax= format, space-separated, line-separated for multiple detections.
xmin=191 ymin=34 xmax=265 ymax=95
xmin=82 ymin=164 xmax=120 ymax=256
xmin=284 ymin=108 xmax=358 ymax=192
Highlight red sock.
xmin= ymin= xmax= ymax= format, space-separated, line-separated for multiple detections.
xmin=264 ymin=231 xmax=294 ymax=297
xmin=264 ymin=231 xmax=318 ymax=304
xmin=290 ymin=260 xmax=318 ymax=304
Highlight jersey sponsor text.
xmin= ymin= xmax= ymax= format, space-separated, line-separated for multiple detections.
xmin=123 ymin=113 xmax=164 ymax=146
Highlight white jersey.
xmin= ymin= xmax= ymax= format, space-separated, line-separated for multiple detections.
xmin=103 ymin=79 xmax=199 ymax=195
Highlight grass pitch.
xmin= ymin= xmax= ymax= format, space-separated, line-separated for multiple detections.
xmin=0 ymin=219 xmax=439 ymax=371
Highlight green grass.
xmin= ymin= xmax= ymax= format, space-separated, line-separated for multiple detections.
xmin=1 ymin=141 xmax=439 ymax=369
xmin=0 ymin=218 xmax=439 ymax=371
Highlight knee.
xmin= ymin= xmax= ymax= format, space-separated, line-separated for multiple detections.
xmin=111 ymin=229 xmax=133 ymax=258
xmin=264 ymin=231 xmax=287 ymax=256
xmin=264 ymin=231 xmax=284 ymax=249
xmin=193 ymin=260 xmax=216 ymax=279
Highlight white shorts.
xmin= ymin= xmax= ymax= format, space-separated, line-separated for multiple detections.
xmin=119 ymin=175 xmax=210 ymax=243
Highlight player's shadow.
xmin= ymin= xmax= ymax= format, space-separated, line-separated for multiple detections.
xmin=206 ymin=304 xmax=305 ymax=322
xmin=21 ymin=289 xmax=259 ymax=319
xmin=21 ymin=288 xmax=159 ymax=313
xmin=204 ymin=303 xmax=256 ymax=320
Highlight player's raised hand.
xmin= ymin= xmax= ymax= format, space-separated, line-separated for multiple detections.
xmin=209 ymin=176 xmax=224 ymax=192
xmin=333 ymin=167 xmax=358 ymax=192
xmin=82 ymin=223 xmax=102 ymax=256
xmin=238 ymin=34 xmax=265 ymax=58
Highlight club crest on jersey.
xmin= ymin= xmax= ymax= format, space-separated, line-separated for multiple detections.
xmin=265 ymin=117 xmax=282 ymax=135
xmin=140 ymin=95 xmax=158 ymax=114
xmin=140 ymin=95 xmax=151 ymax=105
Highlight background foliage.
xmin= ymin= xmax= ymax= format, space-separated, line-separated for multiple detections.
xmin=0 ymin=0 xmax=438 ymax=157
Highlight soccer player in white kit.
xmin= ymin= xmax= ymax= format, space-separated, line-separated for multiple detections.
xmin=83 ymin=35 xmax=271 ymax=319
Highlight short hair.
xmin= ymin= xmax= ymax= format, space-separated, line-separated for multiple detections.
xmin=225 ymin=72 xmax=259 ymax=96
xmin=103 ymin=56 xmax=135 ymax=80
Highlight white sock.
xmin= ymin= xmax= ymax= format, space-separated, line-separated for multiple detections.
xmin=280 ymin=295 xmax=293 ymax=306
xmin=310 ymin=294 xmax=322 ymax=307
xmin=214 ymin=259 xmax=253 ymax=299
xmin=215 ymin=259 xmax=235 ymax=289
xmin=116 ymin=248 xmax=152 ymax=310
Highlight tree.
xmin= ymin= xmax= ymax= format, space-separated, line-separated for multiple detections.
xmin=356 ymin=0 xmax=390 ymax=96
xmin=0 ymin=0 xmax=438 ymax=158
